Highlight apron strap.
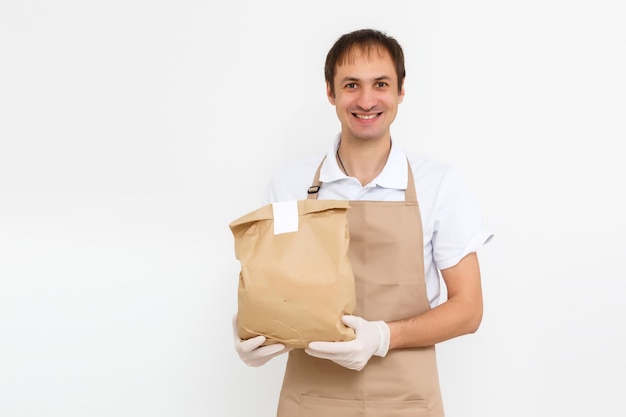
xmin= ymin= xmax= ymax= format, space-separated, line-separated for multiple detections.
xmin=306 ymin=157 xmax=325 ymax=200
xmin=404 ymin=161 xmax=417 ymax=203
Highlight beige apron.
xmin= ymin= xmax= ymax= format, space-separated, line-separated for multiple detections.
xmin=276 ymin=160 xmax=445 ymax=417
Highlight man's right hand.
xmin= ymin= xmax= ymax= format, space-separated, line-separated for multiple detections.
xmin=232 ymin=314 xmax=292 ymax=367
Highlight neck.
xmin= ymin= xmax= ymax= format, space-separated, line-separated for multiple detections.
xmin=337 ymin=137 xmax=392 ymax=186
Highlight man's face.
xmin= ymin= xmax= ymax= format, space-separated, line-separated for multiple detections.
xmin=327 ymin=48 xmax=405 ymax=144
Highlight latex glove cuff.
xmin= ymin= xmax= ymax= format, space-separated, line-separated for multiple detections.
xmin=373 ymin=320 xmax=390 ymax=357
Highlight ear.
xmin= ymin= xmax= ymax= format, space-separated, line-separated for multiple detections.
xmin=398 ymin=79 xmax=406 ymax=104
xmin=326 ymin=81 xmax=336 ymax=105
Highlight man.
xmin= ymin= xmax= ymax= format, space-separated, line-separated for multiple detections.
xmin=233 ymin=28 xmax=492 ymax=416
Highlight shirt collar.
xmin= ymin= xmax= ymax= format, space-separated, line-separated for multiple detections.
xmin=319 ymin=134 xmax=408 ymax=190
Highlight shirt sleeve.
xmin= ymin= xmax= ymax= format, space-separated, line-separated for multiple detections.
xmin=432 ymin=166 xmax=493 ymax=270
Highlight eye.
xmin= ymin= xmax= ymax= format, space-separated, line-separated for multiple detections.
xmin=376 ymin=81 xmax=389 ymax=88
xmin=345 ymin=82 xmax=357 ymax=89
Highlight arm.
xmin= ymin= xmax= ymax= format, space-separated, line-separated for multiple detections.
xmin=388 ymin=252 xmax=483 ymax=349
xmin=305 ymin=253 xmax=484 ymax=370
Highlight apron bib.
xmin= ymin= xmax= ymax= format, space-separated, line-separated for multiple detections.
xmin=277 ymin=160 xmax=444 ymax=417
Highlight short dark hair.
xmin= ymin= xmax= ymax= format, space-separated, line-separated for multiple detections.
xmin=324 ymin=28 xmax=406 ymax=96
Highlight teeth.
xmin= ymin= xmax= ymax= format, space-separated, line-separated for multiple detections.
xmin=356 ymin=114 xmax=377 ymax=120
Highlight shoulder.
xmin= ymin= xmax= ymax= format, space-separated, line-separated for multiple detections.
xmin=403 ymin=149 xmax=460 ymax=188
xmin=401 ymin=148 xmax=478 ymax=211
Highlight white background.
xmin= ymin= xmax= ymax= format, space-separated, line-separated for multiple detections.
xmin=1 ymin=1 xmax=625 ymax=416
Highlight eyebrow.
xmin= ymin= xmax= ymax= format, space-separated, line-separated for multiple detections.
xmin=339 ymin=75 xmax=393 ymax=84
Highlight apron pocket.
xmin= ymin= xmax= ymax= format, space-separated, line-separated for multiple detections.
xmin=300 ymin=395 xmax=362 ymax=417
xmin=364 ymin=399 xmax=429 ymax=417
xmin=300 ymin=394 xmax=428 ymax=417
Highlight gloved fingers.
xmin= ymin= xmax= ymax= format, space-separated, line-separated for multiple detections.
xmin=238 ymin=335 xmax=268 ymax=352
xmin=304 ymin=348 xmax=364 ymax=371
xmin=245 ymin=344 xmax=292 ymax=367
xmin=306 ymin=340 xmax=354 ymax=355
xmin=341 ymin=314 xmax=363 ymax=328
xmin=304 ymin=347 xmax=339 ymax=361
xmin=249 ymin=341 xmax=288 ymax=356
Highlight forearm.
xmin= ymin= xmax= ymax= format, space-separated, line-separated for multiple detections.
xmin=387 ymin=296 xmax=482 ymax=349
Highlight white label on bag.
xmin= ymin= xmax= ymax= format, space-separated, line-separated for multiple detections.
xmin=272 ymin=200 xmax=299 ymax=235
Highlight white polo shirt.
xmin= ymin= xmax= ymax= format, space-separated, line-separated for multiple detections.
xmin=263 ymin=136 xmax=493 ymax=308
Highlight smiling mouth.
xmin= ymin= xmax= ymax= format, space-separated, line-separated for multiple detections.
xmin=354 ymin=113 xmax=381 ymax=120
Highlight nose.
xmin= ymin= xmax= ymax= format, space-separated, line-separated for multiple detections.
xmin=356 ymin=86 xmax=377 ymax=111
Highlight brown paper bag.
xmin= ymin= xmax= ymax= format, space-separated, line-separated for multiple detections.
xmin=229 ymin=199 xmax=356 ymax=349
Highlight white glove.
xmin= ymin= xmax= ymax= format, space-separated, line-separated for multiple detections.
xmin=232 ymin=314 xmax=292 ymax=367
xmin=304 ymin=315 xmax=390 ymax=371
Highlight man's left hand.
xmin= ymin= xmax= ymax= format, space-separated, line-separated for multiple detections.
xmin=305 ymin=315 xmax=390 ymax=371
